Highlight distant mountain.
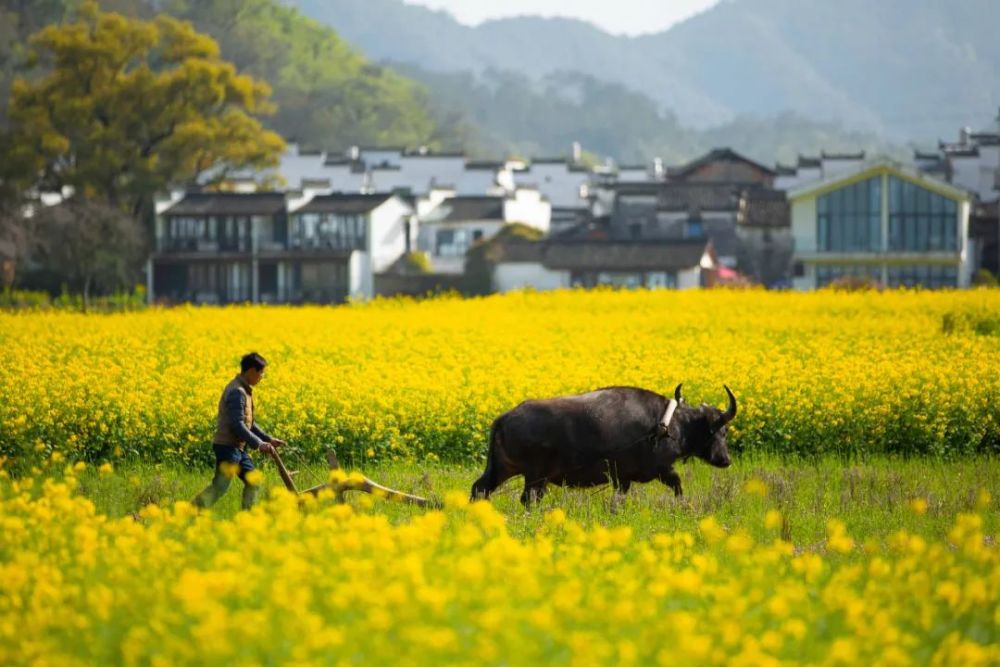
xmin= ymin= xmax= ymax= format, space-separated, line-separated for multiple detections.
xmin=292 ymin=0 xmax=1000 ymax=142
xmin=397 ymin=65 xmax=896 ymax=165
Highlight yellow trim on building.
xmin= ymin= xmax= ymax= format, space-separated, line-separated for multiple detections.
xmin=788 ymin=162 xmax=969 ymax=203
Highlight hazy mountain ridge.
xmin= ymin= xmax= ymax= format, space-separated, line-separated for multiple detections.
xmin=293 ymin=0 xmax=1000 ymax=142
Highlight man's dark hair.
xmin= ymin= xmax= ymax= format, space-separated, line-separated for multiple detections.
xmin=241 ymin=352 xmax=267 ymax=373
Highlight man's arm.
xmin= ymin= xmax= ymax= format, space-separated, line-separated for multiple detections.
xmin=225 ymin=390 xmax=266 ymax=450
xmin=251 ymin=422 xmax=272 ymax=443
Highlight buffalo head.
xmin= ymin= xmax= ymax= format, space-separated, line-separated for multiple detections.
xmin=662 ymin=384 xmax=737 ymax=468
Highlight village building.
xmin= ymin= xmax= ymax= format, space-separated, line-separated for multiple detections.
xmin=149 ymin=191 xmax=413 ymax=304
xmin=416 ymin=191 xmax=551 ymax=274
xmin=491 ymin=238 xmax=717 ymax=292
xmin=787 ymin=158 xmax=972 ymax=289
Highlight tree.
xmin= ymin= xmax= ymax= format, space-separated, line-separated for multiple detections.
xmin=6 ymin=2 xmax=285 ymax=219
xmin=32 ymin=199 xmax=146 ymax=307
xmin=160 ymin=0 xmax=441 ymax=151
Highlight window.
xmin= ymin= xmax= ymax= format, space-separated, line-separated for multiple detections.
xmin=301 ymin=262 xmax=348 ymax=290
xmin=595 ymin=272 xmax=643 ymax=288
xmin=291 ymin=213 xmax=367 ymax=250
xmin=886 ymin=265 xmax=958 ymax=289
xmin=436 ymin=228 xmax=472 ymax=257
xmin=645 ymin=272 xmax=677 ymax=289
xmin=888 ymin=177 xmax=958 ymax=252
xmin=816 ymin=177 xmax=881 ymax=252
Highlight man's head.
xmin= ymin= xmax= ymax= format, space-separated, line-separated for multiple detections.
xmin=240 ymin=352 xmax=267 ymax=386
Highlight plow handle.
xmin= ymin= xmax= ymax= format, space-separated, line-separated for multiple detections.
xmin=267 ymin=448 xmax=299 ymax=493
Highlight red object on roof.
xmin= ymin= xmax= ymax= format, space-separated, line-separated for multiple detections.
xmin=717 ymin=265 xmax=739 ymax=280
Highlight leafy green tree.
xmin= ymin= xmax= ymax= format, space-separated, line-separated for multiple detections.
xmin=6 ymin=1 xmax=285 ymax=217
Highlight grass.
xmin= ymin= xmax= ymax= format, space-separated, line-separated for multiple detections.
xmin=72 ymin=453 xmax=999 ymax=547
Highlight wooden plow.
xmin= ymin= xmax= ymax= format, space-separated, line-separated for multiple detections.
xmin=268 ymin=448 xmax=441 ymax=509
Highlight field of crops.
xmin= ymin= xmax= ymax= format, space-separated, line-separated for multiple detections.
xmin=0 ymin=461 xmax=997 ymax=665
xmin=1 ymin=290 xmax=998 ymax=467
xmin=1 ymin=290 xmax=999 ymax=665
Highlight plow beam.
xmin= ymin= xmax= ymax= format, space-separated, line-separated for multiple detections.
xmin=268 ymin=448 xmax=440 ymax=509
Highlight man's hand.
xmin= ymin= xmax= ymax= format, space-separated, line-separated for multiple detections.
xmin=259 ymin=442 xmax=276 ymax=455
xmin=270 ymin=438 xmax=287 ymax=448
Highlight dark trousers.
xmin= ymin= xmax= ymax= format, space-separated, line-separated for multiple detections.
xmin=192 ymin=444 xmax=260 ymax=510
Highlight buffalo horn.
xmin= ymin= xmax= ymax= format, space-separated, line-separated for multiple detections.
xmin=720 ymin=385 xmax=737 ymax=425
xmin=674 ymin=383 xmax=684 ymax=402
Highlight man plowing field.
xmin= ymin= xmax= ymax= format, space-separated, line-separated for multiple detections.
xmin=192 ymin=351 xmax=437 ymax=511
xmin=192 ymin=352 xmax=287 ymax=510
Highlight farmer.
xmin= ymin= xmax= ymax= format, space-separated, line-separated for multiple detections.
xmin=193 ymin=352 xmax=286 ymax=510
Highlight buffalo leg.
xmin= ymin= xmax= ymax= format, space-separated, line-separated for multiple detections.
xmin=612 ymin=478 xmax=631 ymax=495
xmin=520 ymin=474 xmax=547 ymax=508
xmin=471 ymin=463 xmax=517 ymax=500
xmin=471 ymin=473 xmax=493 ymax=500
xmin=661 ymin=469 xmax=683 ymax=497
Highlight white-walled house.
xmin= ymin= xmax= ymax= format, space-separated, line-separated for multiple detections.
xmin=224 ymin=144 xmax=524 ymax=197
xmin=150 ymin=191 xmax=413 ymax=304
xmin=514 ymin=158 xmax=592 ymax=208
xmin=775 ymin=153 xmax=866 ymax=191
xmin=788 ymin=158 xmax=972 ymax=289
xmin=492 ymin=239 xmax=717 ymax=292
xmin=287 ymin=193 xmax=414 ymax=299
xmin=417 ymin=190 xmax=551 ymax=273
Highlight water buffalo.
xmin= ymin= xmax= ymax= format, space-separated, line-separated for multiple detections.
xmin=470 ymin=384 xmax=736 ymax=506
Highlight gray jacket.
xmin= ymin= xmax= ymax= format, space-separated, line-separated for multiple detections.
xmin=212 ymin=375 xmax=271 ymax=449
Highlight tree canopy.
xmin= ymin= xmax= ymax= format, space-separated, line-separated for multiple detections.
xmin=6 ymin=1 xmax=285 ymax=215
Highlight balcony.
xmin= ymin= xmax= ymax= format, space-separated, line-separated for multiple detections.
xmin=157 ymin=237 xmax=251 ymax=254
xmin=287 ymin=236 xmax=364 ymax=253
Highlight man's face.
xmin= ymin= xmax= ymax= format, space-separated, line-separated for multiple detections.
xmin=245 ymin=367 xmax=265 ymax=386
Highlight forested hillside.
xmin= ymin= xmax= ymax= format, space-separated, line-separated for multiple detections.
xmin=0 ymin=0 xmax=457 ymax=151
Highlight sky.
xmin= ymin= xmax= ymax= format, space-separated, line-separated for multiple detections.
xmin=403 ymin=0 xmax=722 ymax=36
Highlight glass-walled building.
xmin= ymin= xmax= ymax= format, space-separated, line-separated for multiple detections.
xmin=789 ymin=160 xmax=971 ymax=289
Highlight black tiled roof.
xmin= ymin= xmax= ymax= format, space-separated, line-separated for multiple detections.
xmin=323 ymin=158 xmax=367 ymax=173
xmin=941 ymin=145 xmax=980 ymax=157
xmin=797 ymin=155 xmax=821 ymax=169
xmin=465 ymin=160 xmax=505 ymax=170
xmin=969 ymin=133 xmax=1000 ymax=146
xmin=402 ymin=149 xmax=466 ymax=158
xmin=163 ymin=193 xmax=287 ymax=216
xmin=672 ymin=148 xmax=775 ymax=178
xmin=655 ymin=183 xmax=742 ymax=212
xmin=434 ymin=196 xmax=506 ymax=222
xmin=295 ymin=193 xmax=396 ymax=215
xmin=821 ymin=151 xmax=866 ymax=160
xmin=493 ymin=241 xmax=546 ymax=263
